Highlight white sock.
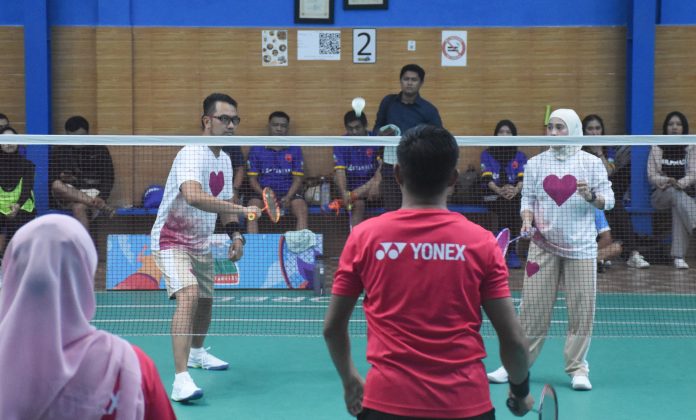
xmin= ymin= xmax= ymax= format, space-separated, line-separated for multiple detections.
xmin=190 ymin=347 xmax=204 ymax=355
xmin=175 ymin=371 xmax=192 ymax=383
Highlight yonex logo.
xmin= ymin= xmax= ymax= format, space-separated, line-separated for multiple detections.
xmin=375 ymin=242 xmax=407 ymax=260
xmin=375 ymin=242 xmax=467 ymax=262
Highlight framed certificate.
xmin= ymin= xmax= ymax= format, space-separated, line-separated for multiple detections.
xmin=344 ymin=0 xmax=388 ymax=10
xmin=295 ymin=0 xmax=335 ymax=24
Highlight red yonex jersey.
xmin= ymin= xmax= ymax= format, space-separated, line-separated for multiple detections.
xmin=333 ymin=208 xmax=510 ymax=418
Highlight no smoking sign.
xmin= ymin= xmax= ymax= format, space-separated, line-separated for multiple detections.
xmin=441 ymin=31 xmax=467 ymax=67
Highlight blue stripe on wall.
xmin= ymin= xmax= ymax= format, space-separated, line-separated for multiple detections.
xmin=1 ymin=0 xmax=639 ymax=27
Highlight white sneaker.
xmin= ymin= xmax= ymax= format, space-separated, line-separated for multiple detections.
xmin=487 ymin=366 xmax=509 ymax=384
xmin=188 ymin=347 xmax=229 ymax=370
xmin=674 ymin=258 xmax=690 ymax=269
xmin=171 ymin=373 xmax=203 ymax=402
xmin=571 ymin=375 xmax=592 ymax=391
xmin=627 ymin=251 xmax=650 ymax=269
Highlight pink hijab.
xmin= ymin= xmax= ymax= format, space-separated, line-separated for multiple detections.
xmin=0 ymin=215 xmax=144 ymax=419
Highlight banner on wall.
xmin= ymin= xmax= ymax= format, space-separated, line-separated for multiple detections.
xmin=441 ymin=31 xmax=467 ymax=67
xmin=106 ymin=233 xmax=323 ymax=290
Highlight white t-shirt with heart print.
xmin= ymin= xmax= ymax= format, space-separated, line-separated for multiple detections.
xmin=151 ymin=145 xmax=233 ymax=254
xmin=520 ymin=149 xmax=614 ymax=259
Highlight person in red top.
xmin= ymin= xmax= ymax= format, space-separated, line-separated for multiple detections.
xmin=324 ymin=125 xmax=533 ymax=420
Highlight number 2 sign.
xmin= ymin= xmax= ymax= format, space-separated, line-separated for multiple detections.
xmin=353 ymin=29 xmax=376 ymax=64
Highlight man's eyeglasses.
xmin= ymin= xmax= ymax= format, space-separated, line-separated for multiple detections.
xmin=212 ymin=115 xmax=241 ymax=126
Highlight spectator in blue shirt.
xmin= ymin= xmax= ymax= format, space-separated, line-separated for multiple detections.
xmin=333 ymin=111 xmax=382 ymax=227
xmin=247 ymin=111 xmax=308 ymax=233
xmin=373 ymin=64 xmax=443 ymax=211
xmin=480 ymin=120 xmax=527 ymax=268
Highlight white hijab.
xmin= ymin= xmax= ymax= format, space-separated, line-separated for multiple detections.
xmin=548 ymin=108 xmax=583 ymax=161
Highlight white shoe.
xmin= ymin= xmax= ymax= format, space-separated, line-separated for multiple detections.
xmin=627 ymin=251 xmax=650 ymax=269
xmin=674 ymin=258 xmax=690 ymax=269
xmin=571 ymin=375 xmax=592 ymax=391
xmin=487 ymin=366 xmax=509 ymax=384
xmin=188 ymin=347 xmax=229 ymax=370
xmin=171 ymin=373 xmax=203 ymax=402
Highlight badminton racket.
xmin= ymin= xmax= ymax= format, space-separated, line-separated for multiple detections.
xmin=247 ymin=187 xmax=281 ymax=223
xmin=507 ymin=384 xmax=558 ymax=420
xmin=495 ymin=227 xmax=531 ymax=257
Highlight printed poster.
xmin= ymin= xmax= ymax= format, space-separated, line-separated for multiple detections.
xmin=262 ymin=30 xmax=288 ymax=66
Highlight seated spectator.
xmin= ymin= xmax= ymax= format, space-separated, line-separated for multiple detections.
xmin=333 ymin=110 xmax=382 ymax=227
xmin=581 ymin=114 xmax=616 ymax=176
xmin=0 ymin=130 xmax=36 ymax=266
xmin=49 ymin=116 xmax=115 ymax=230
xmin=647 ymin=111 xmax=696 ymax=269
xmin=595 ymin=208 xmax=622 ymax=272
xmin=480 ymin=120 xmax=527 ymax=268
xmin=0 ymin=113 xmax=9 ymax=130
xmin=582 ymin=114 xmax=649 ymax=269
xmin=0 ymin=215 xmax=175 ymax=419
xmin=247 ymin=112 xmax=308 ymax=233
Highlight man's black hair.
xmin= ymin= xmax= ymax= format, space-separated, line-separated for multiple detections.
xmin=344 ymin=110 xmax=368 ymax=128
xmin=268 ymin=111 xmax=290 ymax=122
xmin=203 ymin=93 xmax=238 ymax=116
xmin=399 ymin=64 xmax=425 ymax=82
xmin=397 ymin=125 xmax=459 ymax=198
xmin=65 ymin=116 xmax=89 ymax=133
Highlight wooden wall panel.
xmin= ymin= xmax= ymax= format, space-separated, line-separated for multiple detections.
xmin=655 ymin=26 xmax=696 ymax=133
xmin=50 ymin=26 xmax=627 ymax=206
xmin=0 ymin=27 xmax=25 ymax=132
xmin=51 ymin=27 xmax=97 ymax=133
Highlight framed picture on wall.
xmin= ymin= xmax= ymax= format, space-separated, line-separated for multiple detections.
xmin=343 ymin=0 xmax=388 ymax=10
xmin=295 ymin=0 xmax=334 ymax=24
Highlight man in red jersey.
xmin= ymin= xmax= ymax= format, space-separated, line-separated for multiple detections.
xmin=324 ymin=125 xmax=533 ymax=419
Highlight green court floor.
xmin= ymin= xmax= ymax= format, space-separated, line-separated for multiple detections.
xmin=98 ymin=290 xmax=696 ymax=419
xmin=125 ymin=335 xmax=696 ymax=420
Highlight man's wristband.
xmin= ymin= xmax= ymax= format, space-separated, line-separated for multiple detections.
xmin=509 ymin=372 xmax=530 ymax=398
xmin=224 ymin=222 xmax=245 ymax=245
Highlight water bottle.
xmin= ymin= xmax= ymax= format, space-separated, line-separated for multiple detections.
xmin=320 ymin=177 xmax=331 ymax=212
xmin=313 ymin=257 xmax=325 ymax=295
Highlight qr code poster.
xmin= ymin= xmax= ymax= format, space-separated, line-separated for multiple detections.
xmin=297 ymin=30 xmax=341 ymax=61
xmin=262 ymin=30 xmax=288 ymax=67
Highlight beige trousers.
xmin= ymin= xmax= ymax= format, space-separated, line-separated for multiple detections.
xmin=519 ymin=242 xmax=596 ymax=377
xmin=651 ymin=187 xmax=696 ymax=258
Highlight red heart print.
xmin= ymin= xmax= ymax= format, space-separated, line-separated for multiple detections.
xmin=526 ymin=261 xmax=540 ymax=277
xmin=543 ymin=174 xmax=577 ymax=206
xmin=209 ymin=171 xmax=224 ymax=197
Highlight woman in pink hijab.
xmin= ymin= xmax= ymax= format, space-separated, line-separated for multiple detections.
xmin=0 ymin=214 xmax=174 ymax=419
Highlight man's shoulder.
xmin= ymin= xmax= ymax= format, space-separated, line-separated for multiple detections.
xmin=415 ymin=95 xmax=439 ymax=111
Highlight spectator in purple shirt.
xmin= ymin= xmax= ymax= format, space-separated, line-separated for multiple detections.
xmin=333 ymin=111 xmax=382 ymax=227
xmin=247 ymin=112 xmax=308 ymax=233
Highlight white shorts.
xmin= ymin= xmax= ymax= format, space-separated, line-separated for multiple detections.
xmin=153 ymin=249 xmax=214 ymax=299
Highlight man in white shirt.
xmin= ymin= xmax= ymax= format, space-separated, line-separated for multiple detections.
xmin=151 ymin=93 xmax=260 ymax=402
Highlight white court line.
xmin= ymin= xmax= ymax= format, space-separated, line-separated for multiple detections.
xmin=92 ymin=318 xmax=696 ymax=327
xmin=95 ymin=303 xmax=696 ymax=312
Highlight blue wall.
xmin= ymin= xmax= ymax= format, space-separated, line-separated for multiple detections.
xmin=0 ymin=0 xmax=635 ymax=27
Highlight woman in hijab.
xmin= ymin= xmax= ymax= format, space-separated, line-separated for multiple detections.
xmin=487 ymin=109 xmax=614 ymax=391
xmin=480 ymin=120 xmax=527 ymax=268
xmin=0 ymin=215 xmax=175 ymax=419
xmin=647 ymin=111 xmax=696 ymax=269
